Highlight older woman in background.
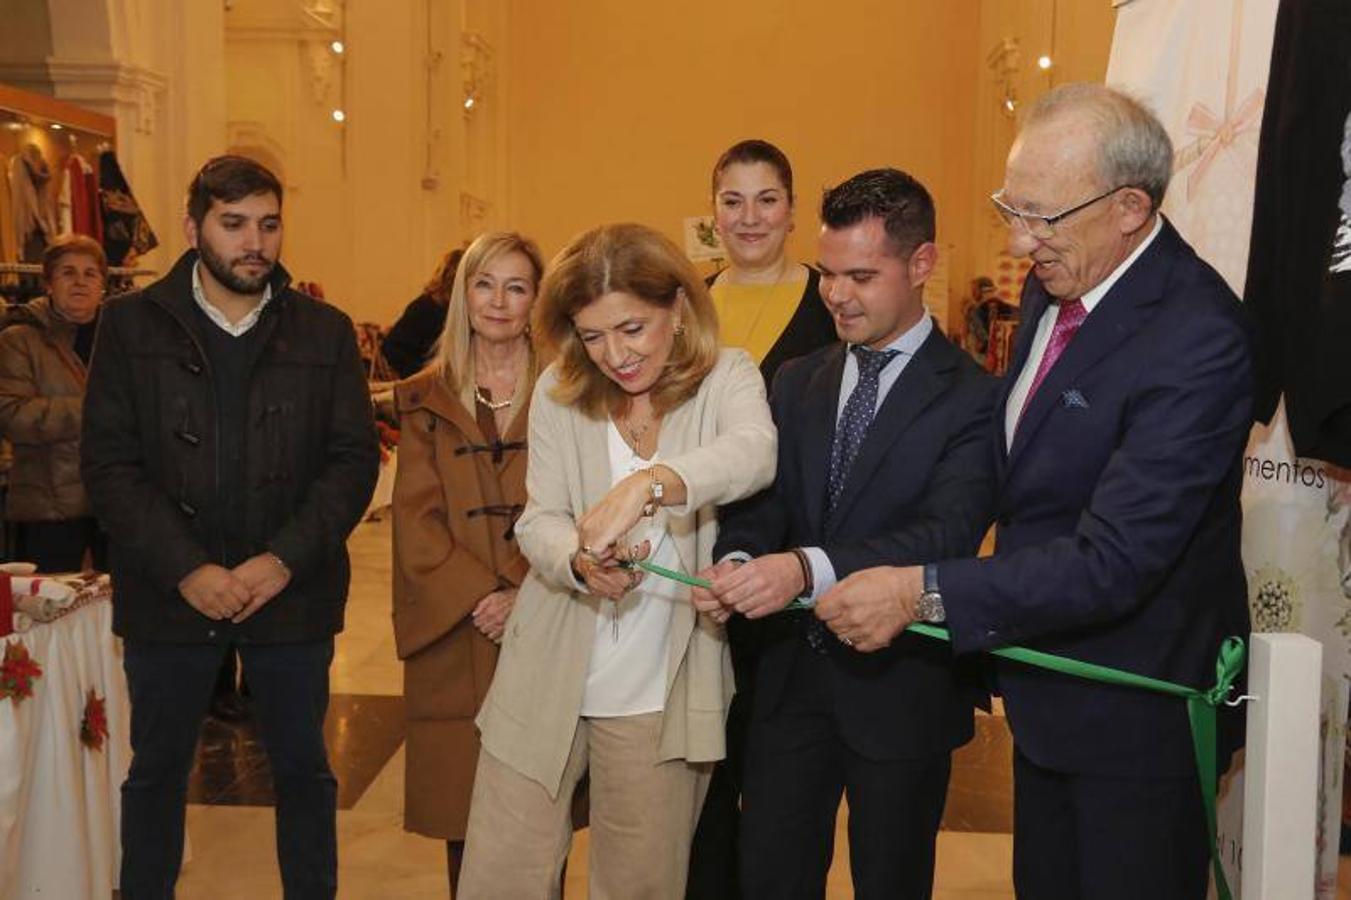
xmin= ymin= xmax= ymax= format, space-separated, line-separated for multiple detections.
xmin=458 ymin=223 xmax=776 ymax=899
xmin=390 ymin=231 xmax=545 ymax=894
xmin=0 ymin=234 xmax=108 ymax=572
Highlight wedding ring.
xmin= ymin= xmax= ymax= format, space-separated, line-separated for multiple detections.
xmin=581 ymin=545 xmax=594 ymax=557
xmin=840 ymin=635 xmax=854 ymax=647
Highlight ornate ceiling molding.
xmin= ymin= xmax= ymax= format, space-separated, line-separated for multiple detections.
xmin=226 ymin=0 xmax=340 ymax=43
xmin=0 ymin=58 xmax=167 ymax=135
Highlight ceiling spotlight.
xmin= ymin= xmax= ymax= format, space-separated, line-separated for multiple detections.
xmin=1038 ymin=55 xmax=1053 ymax=70
xmin=50 ymin=123 xmax=63 ymax=130
xmin=464 ymin=96 xmax=476 ymax=110
xmin=331 ymin=109 xmax=346 ymax=123
xmin=331 ymin=40 xmax=345 ymax=54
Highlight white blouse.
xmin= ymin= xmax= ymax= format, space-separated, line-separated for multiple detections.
xmin=578 ymin=422 xmax=684 ymax=717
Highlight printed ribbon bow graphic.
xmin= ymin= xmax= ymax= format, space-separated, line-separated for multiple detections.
xmin=1178 ymin=90 xmax=1264 ymax=200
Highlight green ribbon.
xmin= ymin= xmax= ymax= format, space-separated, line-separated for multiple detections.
xmin=633 ymin=558 xmax=1245 ymax=900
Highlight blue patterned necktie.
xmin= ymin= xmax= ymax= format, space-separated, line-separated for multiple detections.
xmin=826 ymin=345 xmax=900 ymax=514
xmin=805 ymin=344 xmax=900 ymax=654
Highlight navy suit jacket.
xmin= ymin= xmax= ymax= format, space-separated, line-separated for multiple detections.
xmin=940 ymin=219 xmax=1253 ymax=778
xmin=716 ymin=325 xmax=998 ymax=760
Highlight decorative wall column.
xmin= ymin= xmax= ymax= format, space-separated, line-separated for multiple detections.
xmin=0 ymin=0 xmax=226 ymax=270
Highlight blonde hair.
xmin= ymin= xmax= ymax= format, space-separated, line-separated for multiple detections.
xmin=534 ymin=223 xmax=719 ymax=418
xmin=430 ymin=231 xmax=545 ymax=427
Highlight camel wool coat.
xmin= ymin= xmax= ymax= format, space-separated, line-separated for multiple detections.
xmin=475 ymin=349 xmax=777 ymax=798
xmin=391 ymin=368 xmax=531 ymax=840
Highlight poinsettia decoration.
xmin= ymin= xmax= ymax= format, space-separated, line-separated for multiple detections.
xmin=0 ymin=639 xmax=42 ymax=705
xmin=80 ymin=689 xmax=108 ymax=751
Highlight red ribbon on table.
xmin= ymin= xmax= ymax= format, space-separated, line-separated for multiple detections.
xmin=0 ymin=575 xmax=12 ymax=638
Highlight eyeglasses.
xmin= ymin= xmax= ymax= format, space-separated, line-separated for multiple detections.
xmin=989 ymin=185 xmax=1127 ymax=240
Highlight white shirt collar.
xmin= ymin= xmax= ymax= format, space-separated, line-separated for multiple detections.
xmin=1078 ymin=214 xmax=1163 ymax=313
xmin=191 ymin=261 xmax=273 ymax=337
xmin=848 ymin=311 xmax=933 ymax=359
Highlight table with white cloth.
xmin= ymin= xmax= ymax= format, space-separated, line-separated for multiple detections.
xmin=0 ymin=586 xmax=130 ymax=900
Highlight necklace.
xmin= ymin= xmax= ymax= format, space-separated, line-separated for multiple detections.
xmin=620 ymin=406 xmax=656 ymax=454
xmin=475 ymin=386 xmax=512 ymax=411
xmin=473 ymin=338 xmax=526 ymax=411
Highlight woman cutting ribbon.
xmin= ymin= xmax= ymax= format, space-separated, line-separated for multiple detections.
xmin=458 ymin=223 xmax=775 ymax=898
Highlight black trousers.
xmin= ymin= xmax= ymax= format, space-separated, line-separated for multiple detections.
xmin=13 ymin=517 xmax=107 ymax=573
xmin=119 ymin=638 xmax=337 ymax=900
xmin=1011 ymin=749 xmax=1210 ymax=900
xmin=686 ymin=614 xmax=761 ymax=899
xmin=739 ymin=642 xmax=951 ymax=900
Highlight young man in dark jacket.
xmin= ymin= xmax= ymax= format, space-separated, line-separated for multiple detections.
xmin=81 ymin=155 xmax=379 ymax=899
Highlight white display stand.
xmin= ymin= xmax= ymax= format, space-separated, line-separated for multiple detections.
xmin=1240 ymin=633 xmax=1321 ymax=899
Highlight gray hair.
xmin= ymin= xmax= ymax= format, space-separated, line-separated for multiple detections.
xmin=1025 ymin=83 xmax=1174 ymax=208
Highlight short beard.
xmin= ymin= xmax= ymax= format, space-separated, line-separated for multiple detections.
xmin=198 ymin=240 xmax=275 ymax=295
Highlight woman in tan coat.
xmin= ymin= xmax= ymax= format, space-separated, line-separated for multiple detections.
xmin=458 ymin=223 xmax=777 ymax=899
xmin=0 ymin=234 xmax=108 ymax=572
xmin=390 ymin=231 xmax=545 ymax=894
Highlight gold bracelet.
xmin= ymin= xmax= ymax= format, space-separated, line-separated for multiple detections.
xmin=641 ymin=466 xmax=664 ymax=517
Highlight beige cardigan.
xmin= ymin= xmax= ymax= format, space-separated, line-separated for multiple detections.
xmin=476 ymin=348 xmax=777 ymax=797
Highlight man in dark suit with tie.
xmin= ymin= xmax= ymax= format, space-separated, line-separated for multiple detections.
xmin=694 ymin=168 xmax=998 ymax=899
xmin=818 ymin=85 xmax=1254 ymax=900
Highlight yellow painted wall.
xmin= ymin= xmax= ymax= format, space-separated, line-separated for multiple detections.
xmin=967 ymin=0 xmax=1117 ymax=302
xmin=223 ymin=0 xmax=479 ymax=325
xmin=213 ymin=0 xmax=1114 ymax=327
xmin=504 ymin=0 xmax=983 ymax=319
xmin=5 ymin=1 xmax=1116 ymax=328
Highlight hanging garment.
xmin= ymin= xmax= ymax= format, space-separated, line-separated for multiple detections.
xmin=97 ymin=150 xmax=157 ymax=266
xmin=8 ymin=146 xmax=56 ymax=262
xmin=84 ymin=155 xmax=101 ymax=244
xmin=57 ymin=159 xmax=72 ymax=235
xmin=1245 ymin=0 xmax=1351 ymax=466
xmin=0 ymin=153 xmax=18 ymax=264
xmin=1332 ymin=112 xmax=1351 ymax=274
xmin=63 ymin=154 xmax=99 ymax=239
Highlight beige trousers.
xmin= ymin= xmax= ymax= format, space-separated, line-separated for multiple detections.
xmin=458 ymin=712 xmax=710 ymax=899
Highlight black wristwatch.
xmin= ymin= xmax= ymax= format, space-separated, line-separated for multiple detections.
xmin=917 ymin=564 xmax=946 ymax=623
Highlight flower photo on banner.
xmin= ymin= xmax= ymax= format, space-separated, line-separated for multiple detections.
xmin=1241 ymin=411 xmax=1349 ymax=640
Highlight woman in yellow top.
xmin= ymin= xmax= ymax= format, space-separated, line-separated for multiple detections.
xmin=707 ymin=139 xmax=836 ymax=384
xmin=689 ymin=139 xmax=838 ymax=898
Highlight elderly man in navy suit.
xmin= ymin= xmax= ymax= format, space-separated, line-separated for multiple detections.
xmin=698 ymin=168 xmax=998 ymax=899
xmin=818 ymin=84 xmax=1253 ymax=900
